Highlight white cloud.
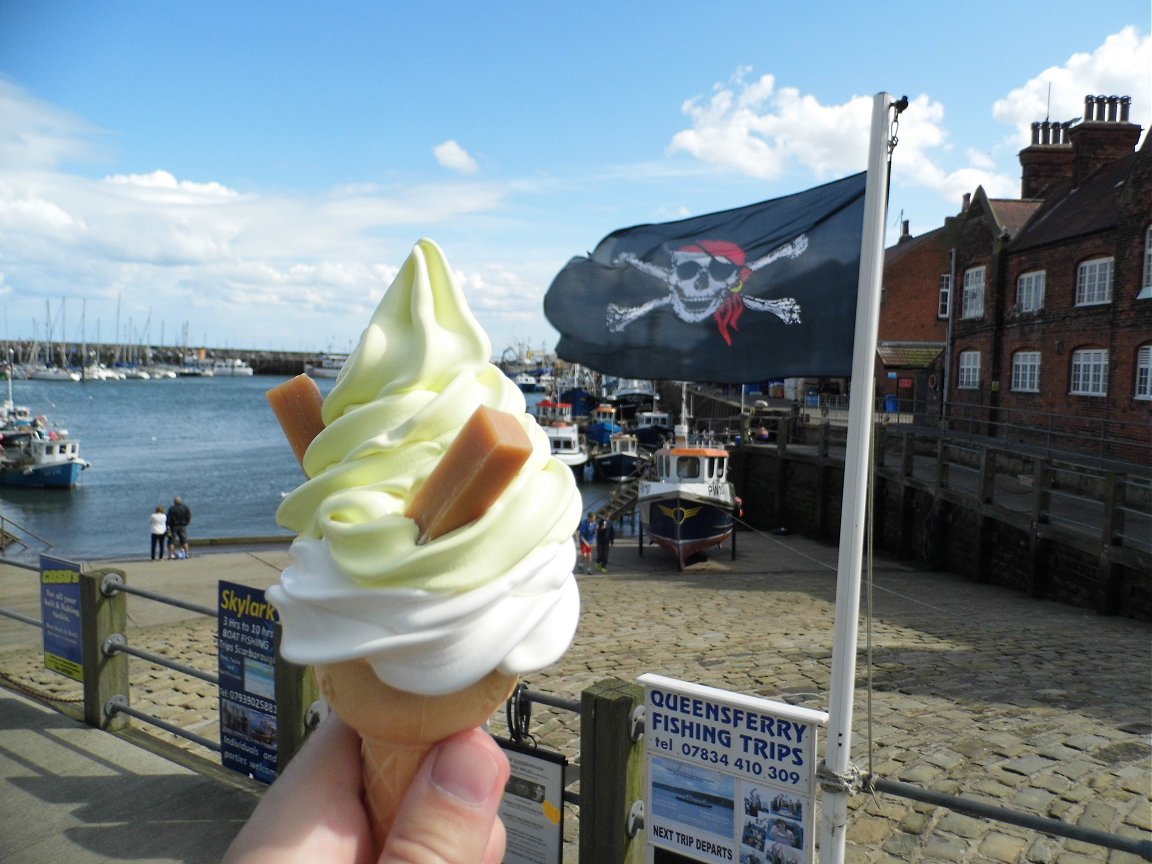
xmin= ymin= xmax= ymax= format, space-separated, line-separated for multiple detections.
xmin=0 ymin=79 xmax=105 ymax=171
xmin=992 ymin=26 xmax=1151 ymax=147
xmin=104 ymin=170 xmax=238 ymax=198
xmin=0 ymin=81 xmax=526 ymax=350
xmin=669 ymin=27 xmax=1149 ymax=228
xmin=669 ymin=69 xmax=873 ymax=179
xmin=433 ymin=139 xmax=480 ymax=175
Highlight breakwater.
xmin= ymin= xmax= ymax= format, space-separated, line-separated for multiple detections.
xmin=5 ymin=340 xmax=312 ymax=376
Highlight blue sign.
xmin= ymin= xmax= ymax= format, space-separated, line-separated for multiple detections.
xmin=41 ymin=555 xmax=83 ymax=681
xmin=217 ymin=581 xmax=279 ymax=784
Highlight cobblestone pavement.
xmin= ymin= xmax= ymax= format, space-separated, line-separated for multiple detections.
xmin=1 ymin=529 xmax=1148 ymax=864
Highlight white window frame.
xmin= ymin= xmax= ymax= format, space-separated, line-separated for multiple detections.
xmin=1016 ymin=271 xmax=1045 ymax=313
xmin=958 ymin=351 xmax=981 ymax=389
xmin=961 ymin=267 xmax=985 ymax=319
xmin=1070 ymin=348 xmax=1108 ymax=396
xmin=1140 ymin=225 xmax=1152 ymax=300
xmin=937 ymin=274 xmax=951 ymax=319
xmin=1136 ymin=345 xmax=1152 ymax=400
xmin=1011 ymin=351 xmax=1041 ymax=393
xmin=1075 ymin=257 xmax=1113 ymax=306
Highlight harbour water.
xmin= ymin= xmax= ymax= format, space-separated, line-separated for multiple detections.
xmin=1 ymin=375 xmax=619 ymax=562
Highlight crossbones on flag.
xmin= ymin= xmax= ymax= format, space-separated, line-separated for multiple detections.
xmin=544 ymin=172 xmax=866 ymax=384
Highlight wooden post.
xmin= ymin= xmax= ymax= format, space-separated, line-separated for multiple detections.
xmin=1096 ymin=474 xmax=1123 ymax=615
xmin=978 ymin=447 xmax=995 ymax=504
xmin=900 ymin=429 xmax=914 ymax=478
xmin=580 ymin=678 xmax=645 ymax=864
xmin=274 ymin=624 xmax=321 ymax=772
xmin=1027 ymin=460 xmax=1053 ymax=598
xmin=79 ymin=568 xmax=129 ymax=731
xmin=935 ymin=437 xmax=949 ymax=490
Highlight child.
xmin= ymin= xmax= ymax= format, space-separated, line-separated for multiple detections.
xmin=576 ymin=511 xmax=596 ymax=574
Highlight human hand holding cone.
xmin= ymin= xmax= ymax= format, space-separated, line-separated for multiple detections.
xmin=314 ymin=659 xmax=517 ymax=844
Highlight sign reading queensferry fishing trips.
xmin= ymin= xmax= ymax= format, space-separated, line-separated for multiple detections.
xmin=41 ymin=555 xmax=83 ymax=681
xmin=218 ymin=581 xmax=279 ymax=783
xmin=639 ymin=674 xmax=827 ymax=864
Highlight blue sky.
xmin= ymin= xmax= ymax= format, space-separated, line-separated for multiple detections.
xmin=1 ymin=1 xmax=1148 ymax=360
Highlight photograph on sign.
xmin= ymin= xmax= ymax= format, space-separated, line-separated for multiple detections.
xmin=496 ymin=737 xmax=567 ymax=864
xmin=740 ymin=783 xmax=807 ymax=864
xmin=640 ymin=674 xmax=826 ymax=864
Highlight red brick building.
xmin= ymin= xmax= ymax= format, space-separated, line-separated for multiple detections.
xmin=883 ymin=95 xmax=1150 ymax=462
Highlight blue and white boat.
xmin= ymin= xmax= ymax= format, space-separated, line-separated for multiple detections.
xmin=584 ymin=403 xmax=622 ymax=448
xmin=0 ymin=375 xmax=89 ymax=488
xmin=638 ymin=425 xmax=735 ymax=570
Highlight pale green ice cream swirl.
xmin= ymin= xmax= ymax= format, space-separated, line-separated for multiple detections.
xmin=268 ymin=239 xmax=582 ymax=694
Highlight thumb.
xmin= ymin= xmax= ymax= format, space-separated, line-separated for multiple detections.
xmin=380 ymin=728 xmax=510 ymax=864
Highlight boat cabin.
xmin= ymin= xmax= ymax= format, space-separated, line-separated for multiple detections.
xmin=653 ymin=448 xmax=730 ymax=485
xmin=534 ymin=399 xmax=573 ymax=426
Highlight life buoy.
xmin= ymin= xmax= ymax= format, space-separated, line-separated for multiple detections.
xmin=928 ymin=373 xmax=938 ymax=391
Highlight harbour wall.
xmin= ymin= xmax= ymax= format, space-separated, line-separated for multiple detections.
xmin=728 ymin=438 xmax=1152 ymax=623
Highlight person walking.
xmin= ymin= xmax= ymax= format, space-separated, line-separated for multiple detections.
xmin=594 ymin=512 xmax=615 ymax=573
xmin=167 ymin=495 xmax=192 ymax=559
xmin=149 ymin=505 xmax=168 ymax=560
xmin=576 ymin=511 xmax=596 ymax=574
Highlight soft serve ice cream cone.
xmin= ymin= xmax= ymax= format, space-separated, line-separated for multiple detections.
xmin=268 ymin=239 xmax=581 ymax=843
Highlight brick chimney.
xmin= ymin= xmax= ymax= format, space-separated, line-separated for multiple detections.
xmin=1018 ymin=118 xmax=1075 ymax=199
xmin=1068 ymin=95 xmax=1142 ymax=185
xmin=1019 ymin=95 xmax=1142 ymax=198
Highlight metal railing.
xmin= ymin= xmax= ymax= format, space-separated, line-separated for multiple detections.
xmin=0 ymin=560 xmax=1146 ymax=862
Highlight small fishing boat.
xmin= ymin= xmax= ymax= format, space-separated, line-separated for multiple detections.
xmin=638 ymin=425 xmax=736 ymax=569
xmin=533 ymin=398 xmax=574 ymax=427
xmin=584 ymin=403 xmax=622 ymax=448
xmin=544 ymin=423 xmax=588 ymax=474
xmin=513 ymin=372 xmax=538 ymax=391
xmin=591 ymin=432 xmax=643 ymax=482
xmin=0 ymin=377 xmax=89 ymax=488
xmin=675 ymin=791 xmax=714 ymax=809
xmin=210 ymin=358 xmax=255 ymax=376
xmin=304 ymin=353 xmax=347 ymax=379
xmin=634 ymin=410 xmax=674 ymax=451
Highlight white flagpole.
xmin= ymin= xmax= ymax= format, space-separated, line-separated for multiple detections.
xmin=819 ymin=91 xmax=893 ymax=864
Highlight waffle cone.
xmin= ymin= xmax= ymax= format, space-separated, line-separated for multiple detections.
xmin=314 ymin=659 xmax=517 ymax=845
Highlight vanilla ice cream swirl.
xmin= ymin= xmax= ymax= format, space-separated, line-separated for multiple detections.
xmin=268 ymin=239 xmax=582 ymax=695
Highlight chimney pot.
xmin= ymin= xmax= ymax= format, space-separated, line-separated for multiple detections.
xmin=1120 ymin=96 xmax=1131 ymax=122
xmin=962 ymin=192 xmax=971 ymax=211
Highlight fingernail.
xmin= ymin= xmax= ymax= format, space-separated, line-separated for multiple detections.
xmin=430 ymin=737 xmax=499 ymax=806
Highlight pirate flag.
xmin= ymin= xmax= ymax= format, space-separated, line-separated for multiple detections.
xmin=544 ymin=171 xmax=866 ymax=384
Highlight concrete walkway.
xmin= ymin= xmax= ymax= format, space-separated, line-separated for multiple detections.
xmin=0 ymin=533 xmax=1148 ymax=863
xmin=0 ymin=690 xmax=261 ymax=864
